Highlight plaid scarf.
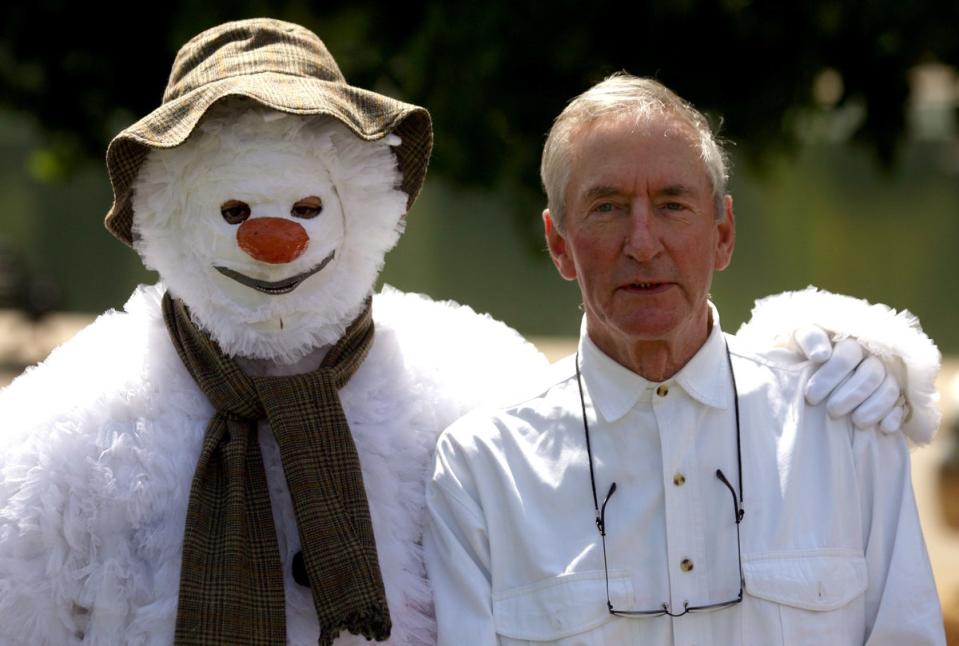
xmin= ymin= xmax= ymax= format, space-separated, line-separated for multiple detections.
xmin=162 ymin=293 xmax=390 ymax=645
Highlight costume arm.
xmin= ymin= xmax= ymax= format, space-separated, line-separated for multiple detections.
xmin=737 ymin=287 xmax=941 ymax=444
xmin=854 ymin=430 xmax=945 ymax=645
xmin=424 ymin=430 xmax=499 ymax=646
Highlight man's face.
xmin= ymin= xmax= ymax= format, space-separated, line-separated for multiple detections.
xmin=545 ymin=112 xmax=735 ymax=364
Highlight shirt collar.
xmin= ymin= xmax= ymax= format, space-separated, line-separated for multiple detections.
xmin=578 ymin=302 xmax=732 ymax=423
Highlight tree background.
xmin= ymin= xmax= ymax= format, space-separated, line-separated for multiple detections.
xmin=0 ymin=0 xmax=956 ymax=348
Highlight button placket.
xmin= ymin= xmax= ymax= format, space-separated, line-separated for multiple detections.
xmin=656 ymin=382 xmax=686 ymax=616
xmin=656 ymin=383 xmax=709 ymax=618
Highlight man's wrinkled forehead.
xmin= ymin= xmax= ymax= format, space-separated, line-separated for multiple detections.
xmin=570 ymin=109 xmax=700 ymax=159
xmin=580 ymin=181 xmax=704 ymax=203
xmin=566 ymin=112 xmax=708 ymax=199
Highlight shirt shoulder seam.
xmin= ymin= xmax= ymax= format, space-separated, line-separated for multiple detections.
xmin=496 ymin=360 xmax=578 ymax=412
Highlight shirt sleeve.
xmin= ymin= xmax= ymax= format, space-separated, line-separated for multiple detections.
xmin=424 ymin=426 xmax=499 ymax=646
xmin=854 ymin=429 xmax=946 ymax=645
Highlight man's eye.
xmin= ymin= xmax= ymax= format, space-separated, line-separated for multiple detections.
xmin=661 ymin=201 xmax=686 ymax=212
xmin=220 ymin=200 xmax=251 ymax=224
xmin=593 ymin=202 xmax=617 ymax=213
xmin=291 ymin=196 xmax=323 ymax=219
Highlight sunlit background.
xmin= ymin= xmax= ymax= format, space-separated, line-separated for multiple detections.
xmin=1 ymin=2 xmax=958 ymax=641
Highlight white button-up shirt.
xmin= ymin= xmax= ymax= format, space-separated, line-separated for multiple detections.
xmin=425 ymin=308 xmax=944 ymax=645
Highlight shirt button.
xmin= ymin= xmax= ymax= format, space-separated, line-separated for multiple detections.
xmin=673 ymin=472 xmax=686 ymax=486
xmin=656 ymin=384 xmax=669 ymax=397
xmin=680 ymin=558 xmax=694 ymax=572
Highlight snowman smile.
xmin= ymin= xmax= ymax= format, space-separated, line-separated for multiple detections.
xmin=214 ymin=250 xmax=336 ymax=295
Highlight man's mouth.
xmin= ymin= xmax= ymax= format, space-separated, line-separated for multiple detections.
xmin=214 ymin=250 xmax=335 ymax=295
xmin=622 ymin=281 xmax=673 ymax=292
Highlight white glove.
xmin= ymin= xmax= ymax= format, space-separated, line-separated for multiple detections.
xmin=796 ymin=325 xmax=906 ymax=433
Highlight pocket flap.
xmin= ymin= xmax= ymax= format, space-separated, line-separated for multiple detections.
xmin=743 ymin=551 xmax=867 ymax=611
xmin=492 ymin=570 xmax=633 ymax=640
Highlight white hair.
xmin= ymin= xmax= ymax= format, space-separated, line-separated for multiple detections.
xmin=541 ymin=73 xmax=729 ymax=230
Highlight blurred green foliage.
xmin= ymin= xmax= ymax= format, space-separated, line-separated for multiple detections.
xmin=0 ymin=1 xmax=956 ymax=350
xmin=2 ymin=1 xmax=957 ymax=189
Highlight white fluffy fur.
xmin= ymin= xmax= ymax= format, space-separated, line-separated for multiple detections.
xmin=0 ymin=107 xmax=554 ymax=644
xmin=0 ymin=283 xmax=548 ymax=645
xmin=736 ymin=286 xmax=942 ymax=445
xmin=132 ymin=104 xmax=409 ymax=363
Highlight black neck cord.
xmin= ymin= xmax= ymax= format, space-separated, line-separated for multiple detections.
xmin=574 ymin=338 xmax=745 ymax=533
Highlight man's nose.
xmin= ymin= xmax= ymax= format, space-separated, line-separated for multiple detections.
xmin=623 ymin=203 xmax=664 ymax=261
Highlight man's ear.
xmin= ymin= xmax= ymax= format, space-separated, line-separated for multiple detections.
xmin=544 ymin=209 xmax=577 ymax=281
xmin=714 ymin=194 xmax=736 ymax=272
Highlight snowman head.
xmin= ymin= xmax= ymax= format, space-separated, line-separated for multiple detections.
xmin=131 ymin=102 xmax=409 ymax=362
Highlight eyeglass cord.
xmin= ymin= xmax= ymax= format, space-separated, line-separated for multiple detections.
xmin=575 ymin=337 xmax=745 ymax=616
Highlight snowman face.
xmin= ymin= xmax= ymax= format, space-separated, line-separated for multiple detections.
xmin=132 ymin=105 xmax=408 ymax=362
xmin=213 ymin=193 xmax=336 ymax=297
xmin=194 ymin=144 xmax=346 ymax=308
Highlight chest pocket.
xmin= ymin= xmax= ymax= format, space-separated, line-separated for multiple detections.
xmin=742 ymin=550 xmax=868 ymax=646
xmin=492 ymin=570 xmax=633 ymax=644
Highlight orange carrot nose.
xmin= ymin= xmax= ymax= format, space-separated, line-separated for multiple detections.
xmin=236 ymin=217 xmax=309 ymax=264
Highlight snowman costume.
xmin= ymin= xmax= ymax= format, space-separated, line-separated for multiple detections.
xmin=0 ymin=19 xmax=940 ymax=646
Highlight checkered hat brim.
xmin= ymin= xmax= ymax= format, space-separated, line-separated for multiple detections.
xmin=104 ymin=19 xmax=432 ymax=246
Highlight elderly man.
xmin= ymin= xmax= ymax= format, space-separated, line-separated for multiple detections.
xmin=424 ymin=74 xmax=944 ymax=645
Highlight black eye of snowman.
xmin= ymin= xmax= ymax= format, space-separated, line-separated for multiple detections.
xmin=220 ymin=200 xmax=251 ymax=224
xmin=291 ymin=196 xmax=323 ymax=219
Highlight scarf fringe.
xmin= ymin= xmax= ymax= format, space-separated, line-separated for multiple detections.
xmin=319 ymin=602 xmax=392 ymax=645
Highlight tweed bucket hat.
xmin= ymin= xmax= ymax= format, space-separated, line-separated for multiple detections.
xmin=104 ymin=18 xmax=433 ymax=246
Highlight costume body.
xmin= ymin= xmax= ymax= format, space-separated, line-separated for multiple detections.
xmin=0 ymin=283 xmax=547 ymax=645
xmin=426 ymin=301 xmax=945 ymax=645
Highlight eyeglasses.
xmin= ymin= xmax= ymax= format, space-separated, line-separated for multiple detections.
xmin=574 ymin=342 xmax=745 ymax=618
